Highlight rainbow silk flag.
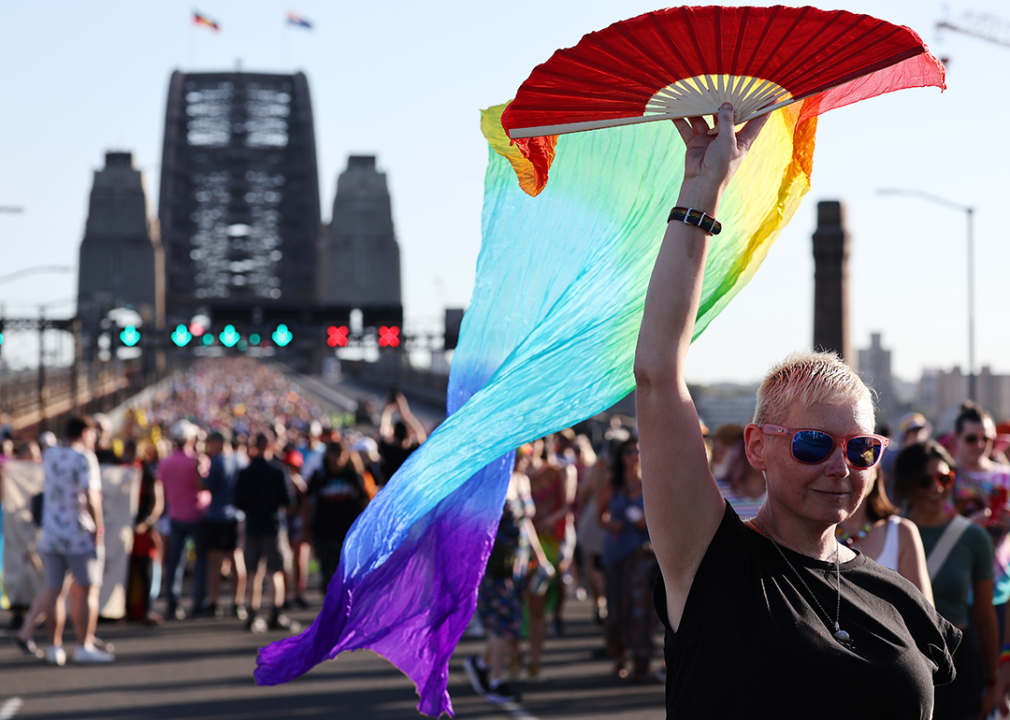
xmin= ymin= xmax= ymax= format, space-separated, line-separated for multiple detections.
xmin=254 ymin=99 xmax=819 ymax=715
xmin=193 ymin=12 xmax=219 ymax=32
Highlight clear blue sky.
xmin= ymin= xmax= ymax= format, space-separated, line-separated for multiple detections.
xmin=1 ymin=1 xmax=1006 ymax=383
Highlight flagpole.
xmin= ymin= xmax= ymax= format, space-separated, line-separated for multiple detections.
xmin=187 ymin=21 xmax=194 ymax=69
xmin=282 ymin=23 xmax=289 ymax=69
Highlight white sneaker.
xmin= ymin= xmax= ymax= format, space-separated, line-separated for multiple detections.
xmin=73 ymin=644 xmax=115 ymax=663
xmin=46 ymin=646 xmax=67 ymax=666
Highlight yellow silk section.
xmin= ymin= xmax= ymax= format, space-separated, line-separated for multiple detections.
xmin=481 ymin=104 xmax=557 ymax=196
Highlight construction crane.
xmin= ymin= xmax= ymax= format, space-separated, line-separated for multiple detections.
xmin=937 ymin=10 xmax=1010 ymax=50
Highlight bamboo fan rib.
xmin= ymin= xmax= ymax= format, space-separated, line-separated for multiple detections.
xmin=646 ymin=75 xmax=792 ymax=120
xmin=502 ymin=5 xmax=945 ymax=140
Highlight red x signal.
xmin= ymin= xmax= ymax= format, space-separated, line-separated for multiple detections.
xmin=326 ymin=325 xmax=349 ymax=347
xmin=378 ymin=325 xmax=400 ymax=348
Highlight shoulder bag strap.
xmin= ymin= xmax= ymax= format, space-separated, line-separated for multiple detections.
xmin=926 ymin=515 xmax=972 ymax=581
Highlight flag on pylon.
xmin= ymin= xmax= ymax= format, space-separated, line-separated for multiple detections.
xmin=193 ymin=11 xmax=220 ymax=32
xmin=286 ymin=11 xmax=312 ymax=29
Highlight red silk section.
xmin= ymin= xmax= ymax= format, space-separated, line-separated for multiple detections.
xmin=501 ymin=5 xmax=944 ymax=136
xmin=511 ymin=136 xmax=558 ymax=196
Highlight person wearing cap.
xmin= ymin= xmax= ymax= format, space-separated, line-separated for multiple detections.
xmin=878 ymin=412 xmax=932 ymax=500
xmin=158 ymin=419 xmax=209 ymax=620
xmin=38 ymin=431 xmax=58 ymax=456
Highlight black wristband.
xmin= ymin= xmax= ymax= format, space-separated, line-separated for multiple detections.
xmin=667 ymin=206 xmax=722 ymax=235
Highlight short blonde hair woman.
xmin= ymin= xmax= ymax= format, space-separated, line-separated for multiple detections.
xmin=635 ymin=103 xmax=959 ymax=719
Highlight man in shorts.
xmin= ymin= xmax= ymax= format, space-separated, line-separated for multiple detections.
xmin=234 ymin=431 xmax=297 ymax=633
xmin=200 ymin=430 xmax=246 ymax=619
xmin=31 ymin=416 xmax=114 ymax=664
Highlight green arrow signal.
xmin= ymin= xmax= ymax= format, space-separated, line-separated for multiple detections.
xmin=171 ymin=324 xmax=193 ymax=347
xmin=272 ymin=324 xmax=293 ymax=347
xmin=120 ymin=326 xmax=141 ymax=347
xmin=219 ymin=324 xmax=240 ymax=348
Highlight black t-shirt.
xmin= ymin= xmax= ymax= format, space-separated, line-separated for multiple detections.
xmin=378 ymin=440 xmax=418 ymax=483
xmin=655 ymin=503 xmax=960 ymax=719
xmin=234 ymin=457 xmax=291 ymax=536
xmin=308 ymin=464 xmax=366 ymax=540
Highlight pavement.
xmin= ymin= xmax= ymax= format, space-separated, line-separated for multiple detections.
xmin=0 ymin=585 xmax=665 ymax=720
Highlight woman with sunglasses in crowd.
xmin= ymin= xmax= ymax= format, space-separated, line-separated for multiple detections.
xmin=895 ymin=441 xmax=997 ymax=720
xmin=635 ymin=103 xmax=958 ymax=719
xmin=950 ymin=404 xmax=1010 ymax=629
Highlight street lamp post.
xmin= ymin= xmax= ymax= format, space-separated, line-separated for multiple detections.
xmin=0 ymin=265 xmax=73 ymax=286
xmin=877 ymin=188 xmax=976 ymax=400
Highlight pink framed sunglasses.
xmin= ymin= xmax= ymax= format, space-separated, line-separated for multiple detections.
xmin=761 ymin=424 xmax=890 ymax=469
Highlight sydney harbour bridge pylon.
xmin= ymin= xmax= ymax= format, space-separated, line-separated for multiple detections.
xmin=158 ymin=70 xmax=321 ymax=323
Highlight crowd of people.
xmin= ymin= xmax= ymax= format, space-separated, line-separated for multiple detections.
xmin=7 ymin=343 xmax=1010 ymax=718
xmin=1 ymin=358 xmax=430 ymax=662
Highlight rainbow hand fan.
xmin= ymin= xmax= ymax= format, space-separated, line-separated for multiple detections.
xmin=502 ymin=5 xmax=945 ymax=140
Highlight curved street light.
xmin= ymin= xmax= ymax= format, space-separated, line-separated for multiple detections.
xmin=877 ymin=188 xmax=975 ymax=400
xmin=0 ymin=265 xmax=73 ymax=286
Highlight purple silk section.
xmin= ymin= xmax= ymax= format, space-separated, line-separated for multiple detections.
xmin=254 ymin=455 xmax=511 ymax=716
xmin=255 ymin=139 xmax=534 ymax=716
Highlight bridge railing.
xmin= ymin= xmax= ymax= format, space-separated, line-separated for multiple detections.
xmin=1 ymin=359 xmax=155 ymax=437
xmin=339 ymin=358 xmax=449 ymax=410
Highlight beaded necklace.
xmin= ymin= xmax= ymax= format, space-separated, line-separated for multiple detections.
xmin=835 ymin=521 xmax=874 ymax=549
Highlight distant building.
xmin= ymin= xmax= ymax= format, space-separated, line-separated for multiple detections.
xmin=320 ymin=155 xmax=402 ymax=322
xmin=918 ymin=365 xmax=1010 ymax=429
xmin=858 ymin=332 xmax=896 ymax=424
xmin=978 ymin=367 xmax=1010 ymax=421
xmin=77 ymin=151 xmax=162 ymax=338
xmin=690 ymin=383 xmax=759 ymax=431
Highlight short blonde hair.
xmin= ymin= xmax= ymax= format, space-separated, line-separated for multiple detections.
xmin=753 ymin=351 xmax=872 ymax=426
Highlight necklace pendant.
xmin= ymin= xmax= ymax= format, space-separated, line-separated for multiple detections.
xmin=833 ymin=627 xmax=854 ymax=649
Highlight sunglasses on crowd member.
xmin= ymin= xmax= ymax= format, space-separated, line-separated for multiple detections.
xmin=760 ymin=424 xmax=889 ymax=469
xmin=962 ymin=433 xmax=995 ymax=445
xmin=918 ymin=470 xmax=955 ymax=489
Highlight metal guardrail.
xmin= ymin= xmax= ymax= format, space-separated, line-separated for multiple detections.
xmin=2 ymin=361 xmax=144 ymax=435
xmin=339 ymin=359 xmax=449 ymax=410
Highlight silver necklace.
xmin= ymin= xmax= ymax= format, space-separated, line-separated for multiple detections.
xmin=753 ymin=516 xmax=854 ymax=650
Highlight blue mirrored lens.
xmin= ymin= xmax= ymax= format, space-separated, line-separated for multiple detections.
xmin=792 ymin=431 xmax=833 ymax=463
xmin=846 ymin=437 xmax=882 ymax=468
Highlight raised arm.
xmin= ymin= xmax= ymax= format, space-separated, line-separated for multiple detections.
xmin=636 ymin=103 xmax=767 ymax=630
xmin=396 ymin=394 xmax=428 ymax=444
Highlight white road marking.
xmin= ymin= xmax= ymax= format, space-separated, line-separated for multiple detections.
xmin=0 ymin=697 xmax=24 ymax=720
xmin=503 ymin=702 xmax=539 ymax=720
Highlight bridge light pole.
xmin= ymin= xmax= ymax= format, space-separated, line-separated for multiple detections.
xmin=0 ymin=264 xmax=73 ymax=286
xmin=877 ymin=188 xmax=976 ymax=401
